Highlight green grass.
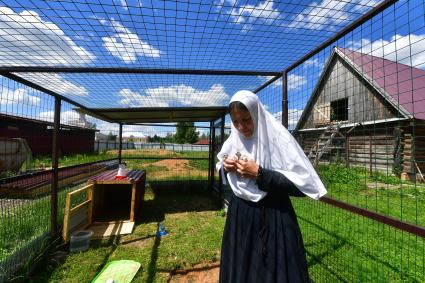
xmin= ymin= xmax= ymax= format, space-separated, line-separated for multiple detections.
xmin=188 ymin=159 xmax=209 ymax=171
xmin=317 ymin=164 xmax=425 ymax=226
xmin=3 ymin=156 xmax=425 ymax=282
xmin=29 ymin=185 xmax=225 ymax=282
xmin=33 ymin=152 xmax=116 ymax=169
xmin=293 ymin=197 xmax=425 ymax=282
xmin=13 ymin=182 xmax=425 ymax=283
xmin=0 ymin=186 xmax=86 ymax=263
xmin=29 ymin=149 xmax=209 ymax=171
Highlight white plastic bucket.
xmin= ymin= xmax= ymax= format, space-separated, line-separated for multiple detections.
xmin=69 ymin=230 xmax=93 ymax=252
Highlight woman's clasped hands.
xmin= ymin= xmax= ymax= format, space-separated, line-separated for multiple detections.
xmin=223 ymin=153 xmax=259 ymax=179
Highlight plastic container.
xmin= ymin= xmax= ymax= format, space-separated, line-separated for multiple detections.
xmin=115 ymin=163 xmax=127 ymax=179
xmin=69 ymin=230 xmax=93 ymax=252
xmin=156 ymin=222 xmax=168 ymax=237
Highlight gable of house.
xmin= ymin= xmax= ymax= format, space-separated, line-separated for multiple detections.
xmin=298 ymin=52 xmax=400 ymax=130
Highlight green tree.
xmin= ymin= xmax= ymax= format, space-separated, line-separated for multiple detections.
xmin=185 ymin=126 xmax=199 ymax=144
xmin=174 ymin=122 xmax=199 ymax=144
xmin=107 ymin=131 xmax=117 ymax=141
xmin=164 ymin=132 xmax=174 ymax=143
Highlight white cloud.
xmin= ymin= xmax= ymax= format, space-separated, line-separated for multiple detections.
xmin=122 ymin=131 xmax=146 ymax=138
xmin=117 ymin=0 xmax=128 ymax=11
xmin=304 ymin=58 xmax=324 ymax=69
xmin=287 ymin=0 xmax=379 ymax=30
xmin=288 ymin=74 xmax=306 ymax=90
xmin=0 ymin=7 xmax=95 ymax=66
xmin=94 ymin=121 xmax=157 ymax=138
xmin=273 ymin=108 xmax=303 ymax=130
xmin=0 ymin=88 xmax=40 ymax=106
xmin=39 ymin=110 xmax=81 ymax=124
xmin=257 ymin=75 xmax=275 ymax=83
xmin=118 ymin=84 xmax=229 ymax=107
xmin=17 ymin=73 xmax=89 ymax=97
xmin=272 ymin=78 xmax=283 ymax=88
xmin=100 ymin=19 xmax=161 ymax=62
xmin=347 ymin=34 xmax=425 ymax=69
xmin=216 ymin=0 xmax=237 ymax=6
xmin=258 ymin=74 xmax=306 ymax=90
xmin=216 ymin=0 xmax=282 ymax=31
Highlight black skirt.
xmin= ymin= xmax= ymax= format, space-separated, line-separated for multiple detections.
xmin=219 ymin=190 xmax=310 ymax=283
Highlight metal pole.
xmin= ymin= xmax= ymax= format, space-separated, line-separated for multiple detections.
xmin=51 ymin=97 xmax=61 ymax=236
xmin=211 ymin=123 xmax=216 ymax=190
xmin=119 ymin=123 xmax=123 ymax=164
xmin=208 ymin=122 xmax=213 ymax=190
xmin=282 ymin=71 xmax=288 ymax=128
xmin=219 ymin=115 xmax=226 ymax=198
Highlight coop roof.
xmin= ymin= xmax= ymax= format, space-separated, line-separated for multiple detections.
xmin=294 ymin=46 xmax=425 ymax=131
xmin=0 ymin=1 xmax=391 ymax=123
xmin=78 ymin=106 xmax=228 ymax=124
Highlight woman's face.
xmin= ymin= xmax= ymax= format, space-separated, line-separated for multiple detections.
xmin=230 ymin=107 xmax=254 ymax=138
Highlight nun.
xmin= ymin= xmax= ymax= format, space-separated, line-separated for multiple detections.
xmin=216 ymin=90 xmax=327 ymax=283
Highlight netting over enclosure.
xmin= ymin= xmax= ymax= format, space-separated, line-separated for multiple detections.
xmin=1 ymin=0 xmax=425 ymax=282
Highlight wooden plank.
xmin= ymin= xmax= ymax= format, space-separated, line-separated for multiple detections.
xmin=68 ymin=184 xmax=93 ymax=197
xmin=348 ymin=135 xmax=393 ymax=140
xmin=348 ymin=158 xmax=392 ymax=164
xmin=87 ymin=169 xmax=146 ymax=185
xmin=348 ymin=147 xmax=392 ymax=154
xmin=87 ymin=185 xmax=93 ymax=226
xmin=70 ymin=200 xmax=92 ymax=214
xmin=130 ymin=183 xmax=136 ymax=222
xmin=62 ymin=185 xmax=93 ymax=242
xmin=349 ymin=153 xmax=392 ymax=159
xmin=62 ymin=192 xmax=72 ymax=242
xmin=90 ymin=221 xmax=135 ymax=238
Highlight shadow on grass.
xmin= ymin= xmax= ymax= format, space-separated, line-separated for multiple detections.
xmin=25 ymin=180 xmax=221 ymax=282
xmin=132 ymin=180 xmax=222 ymax=282
xmin=136 ymin=180 xmax=221 ymax=225
xmin=299 ymin=215 xmax=403 ymax=282
xmin=146 ymin=233 xmax=161 ymax=283
xmin=90 ymin=236 xmax=122 ymax=278
xmin=25 ymin=235 xmax=121 ymax=283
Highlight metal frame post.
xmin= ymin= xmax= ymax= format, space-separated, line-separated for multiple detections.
xmin=51 ymin=97 xmax=61 ymax=236
xmin=282 ymin=70 xmax=288 ymax=128
xmin=119 ymin=123 xmax=123 ymax=164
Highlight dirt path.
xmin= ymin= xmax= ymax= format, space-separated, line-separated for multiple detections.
xmin=168 ymin=262 xmax=220 ymax=283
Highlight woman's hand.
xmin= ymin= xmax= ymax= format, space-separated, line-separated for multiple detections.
xmin=236 ymin=158 xmax=259 ymax=179
xmin=223 ymin=157 xmax=237 ymax=172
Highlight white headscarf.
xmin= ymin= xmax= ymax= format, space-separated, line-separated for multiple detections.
xmin=216 ymin=90 xmax=327 ymax=201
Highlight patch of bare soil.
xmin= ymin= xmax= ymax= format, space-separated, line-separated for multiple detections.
xmin=151 ymin=159 xmax=188 ymax=170
xmin=108 ymin=149 xmax=178 ymax=156
xmin=168 ymin=262 xmax=220 ymax=283
xmin=146 ymin=159 xmax=208 ymax=179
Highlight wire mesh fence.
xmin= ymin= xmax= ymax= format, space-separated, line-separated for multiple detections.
xmin=0 ymin=0 xmax=424 ymax=282
xmin=288 ymin=0 xmax=425 ymax=281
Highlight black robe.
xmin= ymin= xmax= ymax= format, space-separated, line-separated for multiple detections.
xmin=219 ymin=168 xmax=310 ymax=283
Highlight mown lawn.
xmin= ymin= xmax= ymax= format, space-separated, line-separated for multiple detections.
xmin=28 ymin=185 xmax=225 ymax=283
xmin=317 ymin=164 xmax=425 ymax=226
xmin=293 ymin=197 xmax=425 ymax=282
xmin=3 ymin=156 xmax=425 ymax=282
xmin=26 ymin=182 xmax=425 ymax=283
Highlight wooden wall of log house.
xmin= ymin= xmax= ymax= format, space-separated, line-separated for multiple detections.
xmin=301 ymin=58 xmax=398 ymax=130
xmin=295 ymin=120 xmax=425 ymax=178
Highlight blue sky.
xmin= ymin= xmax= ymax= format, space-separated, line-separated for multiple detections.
xmin=0 ymin=0 xmax=424 ymax=136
